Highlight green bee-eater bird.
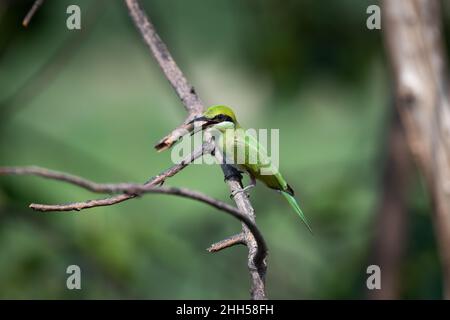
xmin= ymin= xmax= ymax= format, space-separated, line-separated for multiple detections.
xmin=189 ymin=105 xmax=312 ymax=233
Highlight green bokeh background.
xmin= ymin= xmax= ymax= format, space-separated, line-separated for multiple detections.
xmin=0 ymin=0 xmax=446 ymax=298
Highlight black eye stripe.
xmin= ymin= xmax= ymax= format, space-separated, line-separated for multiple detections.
xmin=214 ymin=114 xmax=234 ymax=122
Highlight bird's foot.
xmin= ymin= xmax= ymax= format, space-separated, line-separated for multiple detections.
xmin=230 ymin=188 xmax=248 ymax=199
xmin=229 ymin=184 xmax=255 ymax=199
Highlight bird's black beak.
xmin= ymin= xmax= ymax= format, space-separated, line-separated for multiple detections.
xmin=188 ymin=116 xmax=209 ymax=125
xmin=188 ymin=116 xmax=218 ymax=129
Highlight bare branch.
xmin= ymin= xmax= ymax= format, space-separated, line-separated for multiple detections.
xmin=207 ymin=233 xmax=245 ymax=252
xmin=0 ymin=167 xmax=268 ymax=265
xmin=22 ymin=0 xmax=45 ymax=27
xmin=29 ymin=194 xmax=133 ymax=211
xmin=0 ymin=145 xmax=269 ymax=268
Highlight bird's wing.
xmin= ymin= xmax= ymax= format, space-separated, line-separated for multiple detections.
xmin=233 ymin=131 xmax=289 ymax=191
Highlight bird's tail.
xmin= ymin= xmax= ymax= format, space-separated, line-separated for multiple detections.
xmin=281 ymin=191 xmax=313 ymax=234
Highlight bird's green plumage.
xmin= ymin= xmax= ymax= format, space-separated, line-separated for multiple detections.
xmin=199 ymin=105 xmax=312 ymax=232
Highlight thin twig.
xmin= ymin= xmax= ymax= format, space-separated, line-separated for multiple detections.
xmin=22 ymin=0 xmax=45 ymax=27
xmin=124 ymin=0 xmax=267 ymax=299
xmin=207 ymin=233 xmax=245 ymax=252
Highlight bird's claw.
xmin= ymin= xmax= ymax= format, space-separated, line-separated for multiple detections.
xmin=230 ymin=188 xmax=249 ymax=199
xmin=229 ymin=184 xmax=255 ymax=199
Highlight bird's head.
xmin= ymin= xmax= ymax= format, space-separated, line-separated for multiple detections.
xmin=189 ymin=105 xmax=239 ymax=131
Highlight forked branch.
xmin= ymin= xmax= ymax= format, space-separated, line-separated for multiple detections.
xmin=0 ymin=165 xmax=267 ymax=261
xmin=12 ymin=0 xmax=269 ymax=300
xmin=124 ymin=0 xmax=267 ymax=299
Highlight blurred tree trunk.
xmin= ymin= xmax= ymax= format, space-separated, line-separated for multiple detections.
xmin=369 ymin=109 xmax=411 ymax=300
xmin=382 ymin=0 xmax=450 ymax=298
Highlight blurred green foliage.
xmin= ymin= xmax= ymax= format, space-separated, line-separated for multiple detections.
xmin=0 ymin=0 xmax=446 ymax=299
